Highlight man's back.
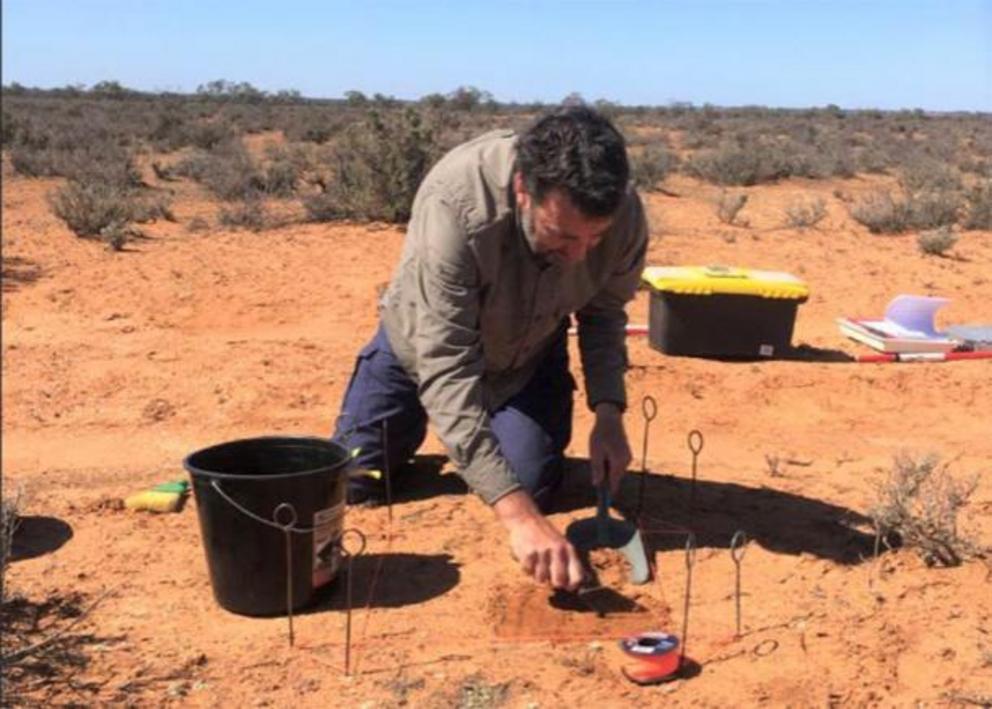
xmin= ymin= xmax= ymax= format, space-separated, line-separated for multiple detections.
xmin=380 ymin=128 xmax=647 ymax=411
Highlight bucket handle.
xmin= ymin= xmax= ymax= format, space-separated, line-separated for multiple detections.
xmin=210 ymin=479 xmax=324 ymax=535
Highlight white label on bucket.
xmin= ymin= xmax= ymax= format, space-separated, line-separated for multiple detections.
xmin=312 ymin=502 xmax=344 ymax=588
xmin=759 ymin=344 xmax=774 ymax=357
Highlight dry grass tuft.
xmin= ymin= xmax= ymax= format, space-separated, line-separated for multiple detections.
xmin=917 ymin=226 xmax=958 ymax=256
xmin=784 ymin=196 xmax=827 ymax=229
xmin=713 ymin=190 xmax=749 ymax=226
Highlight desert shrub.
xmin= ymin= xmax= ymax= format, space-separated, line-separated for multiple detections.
xmin=1 ymin=110 xmax=16 ymax=145
xmin=9 ymin=136 xmax=141 ymax=188
xmin=259 ymin=145 xmax=309 ymax=197
xmin=850 ymin=191 xmax=912 ymax=233
xmin=284 ymin=112 xmax=342 ymax=144
xmin=176 ymin=141 xmax=264 ymax=200
xmin=62 ymin=144 xmax=142 ymax=188
xmin=713 ymin=190 xmax=748 ymax=225
xmin=99 ymin=220 xmax=144 ymax=251
xmin=869 ymin=454 xmax=980 ymax=567
xmin=854 ymin=144 xmax=892 ymax=174
xmin=129 ymin=193 xmax=176 ymax=223
xmin=687 ymin=142 xmax=769 ymax=185
xmin=8 ymin=144 xmax=61 ymax=177
xmin=809 ymin=138 xmax=857 ymax=179
xmin=171 ymin=151 xmax=211 ymax=181
xmin=186 ymin=216 xmax=210 ymax=232
xmin=202 ymin=142 xmax=263 ymax=199
xmin=784 ymin=196 xmax=827 ymax=228
xmin=850 ymin=189 xmax=959 ymax=233
xmin=959 ymin=156 xmax=992 ymax=178
xmin=685 ymin=136 xmax=835 ymax=186
xmin=302 ymin=191 xmax=344 ymax=221
xmin=1 ymin=490 xmax=20 ymax=604
xmin=218 ymin=195 xmax=268 ymax=231
xmin=148 ymin=109 xmax=190 ymax=151
xmin=312 ymin=107 xmax=442 ymax=223
xmin=907 ymin=189 xmax=961 ymax=230
xmin=49 ymin=181 xmax=134 ymax=237
xmin=631 ymin=144 xmax=678 ymax=191
xmin=150 ymin=161 xmax=180 ymax=181
xmin=899 ymin=157 xmax=962 ymax=194
xmin=261 ymin=159 xmax=298 ymax=196
xmin=190 ymin=121 xmax=234 ymax=150
xmin=963 ymin=181 xmax=992 ymax=230
xmin=917 ymin=226 xmax=958 ymax=256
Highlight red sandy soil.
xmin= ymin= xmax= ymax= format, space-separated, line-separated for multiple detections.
xmin=3 ymin=164 xmax=991 ymax=707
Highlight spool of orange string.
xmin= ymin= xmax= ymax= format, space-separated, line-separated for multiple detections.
xmin=619 ymin=632 xmax=681 ymax=685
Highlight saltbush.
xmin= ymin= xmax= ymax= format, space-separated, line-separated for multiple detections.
xmin=49 ymin=181 xmax=133 ymax=236
xmin=308 ymin=108 xmax=442 ymax=223
xmin=917 ymin=226 xmax=958 ymax=256
xmin=963 ymin=181 xmax=992 ymax=230
xmin=631 ymin=144 xmax=678 ymax=191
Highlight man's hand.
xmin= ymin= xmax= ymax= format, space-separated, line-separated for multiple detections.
xmin=589 ymin=402 xmax=632 ymax=494
xmin=493 ymin=490 xmax=585 ymax=591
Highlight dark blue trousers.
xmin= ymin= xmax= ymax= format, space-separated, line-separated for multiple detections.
xmin=332 ymin=323 xmax=574 ymax=510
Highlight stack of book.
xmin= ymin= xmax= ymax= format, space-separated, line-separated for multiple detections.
xmin=837 ymin=295 xmax=957 ymax=354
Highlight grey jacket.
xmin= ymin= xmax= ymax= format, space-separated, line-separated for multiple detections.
xmin=379 ymin=129 xmax=648 ymax=504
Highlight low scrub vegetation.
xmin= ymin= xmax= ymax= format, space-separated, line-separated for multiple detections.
xmin=306 ymin=108 xmax=442 ymax=223
xmin=713 ymin=190 xmax=748 ymax=225
xmin=964 ymin=181 xmax=992 ymax=230
xmin=3 ymin=82 xmax=990 ymax=239
xmin=631 ymin=144 xmax=678 ymax=191
xmin=784 ymin=196 xmax=827 ymax=228
xmin=218 ymin=195 xmax=269 ymax=231
xmin=49 ymin=181 xmax=135 ymax=237
xmin=869 ymin=454 xmax=981 ymax=567
xmin=917 ymin=226 xmax=958 ymax=256
xmin=849 ymin=189 xmax=961 ymax=234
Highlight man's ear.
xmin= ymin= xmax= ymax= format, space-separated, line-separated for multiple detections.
xmin=512 ymin=171 xmax=530 ymax=211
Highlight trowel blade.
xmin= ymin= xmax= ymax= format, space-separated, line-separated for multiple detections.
xmin=618 ymin=529 xmax=651 ymax=585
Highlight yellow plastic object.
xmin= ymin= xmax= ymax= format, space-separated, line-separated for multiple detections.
xmin=124 ymin=480 xmax=188 ymax=513
xmin=642 ymin=265 xmax=809 ymax=301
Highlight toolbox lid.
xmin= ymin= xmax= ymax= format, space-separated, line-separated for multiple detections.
xmin=642 ymin=265 xmax=810 ymax=300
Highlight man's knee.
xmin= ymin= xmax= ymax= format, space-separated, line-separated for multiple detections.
xmin=332 ymin=326 xmax=427 ymax=477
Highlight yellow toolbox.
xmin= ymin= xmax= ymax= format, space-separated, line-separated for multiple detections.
xmin=642 ymin=265 xmax=810 ymax=358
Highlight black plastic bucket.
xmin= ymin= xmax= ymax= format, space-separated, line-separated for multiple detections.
xmin=183 ymin=436 xmax=351 ymax=616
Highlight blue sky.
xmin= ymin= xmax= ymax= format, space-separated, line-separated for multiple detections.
xmin=3 ymin=1 xmax=990 ymax=111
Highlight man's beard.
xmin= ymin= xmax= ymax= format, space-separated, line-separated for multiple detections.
xmin=521 ymin=205 xmax=567 ymax=268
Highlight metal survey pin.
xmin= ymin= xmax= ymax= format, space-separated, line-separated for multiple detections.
xmin=381 ymin=420 xmax=393 ymax=523
xmin=340 ymin=528 xmax=367 ymax=676
xmin=635 ymin=395 xmax=658 ymax=521
xmin=273 ymin=502 xmax=299 ymax=647
xmin=687 ymin=430 xmax=704 ymax=513
xmin=730 ymin=530 xmax=748 ymax=638
xmin=679 ymin=531 xmax=696 ymax=671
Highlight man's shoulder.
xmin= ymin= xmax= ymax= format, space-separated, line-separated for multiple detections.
xmin=418 ymin=130 xmax=517 ymax=230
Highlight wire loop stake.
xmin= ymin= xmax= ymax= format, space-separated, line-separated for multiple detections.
xmin=339 ymin=528 xmax=367 ymax=676
xmin=636 ymin=395 xmax=658 ymax=520
xmin=680 ymin=532 xmax=696 ymax=672
xmin=273 ymin=503 xmax=299 ymax=647
xmin=686 ymin=430 xmax=704 ymax=513
xmin=381 ymin=420 xmax=393 ymax=523
xmin=730 ymin=530 xmax=748 ymax=638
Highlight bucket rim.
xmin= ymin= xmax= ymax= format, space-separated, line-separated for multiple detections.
xmin=183 ymin=434 xmax=352 ymax=482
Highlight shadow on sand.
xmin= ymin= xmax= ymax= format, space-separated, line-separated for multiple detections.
xmin=551 ymin=458 xmax=874 ymax=564
xmin=11 ymin=516 xmax=75 ymax=562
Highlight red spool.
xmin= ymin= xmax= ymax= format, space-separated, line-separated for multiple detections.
xmin=619 ymin=632 xmax=681 ymax=684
